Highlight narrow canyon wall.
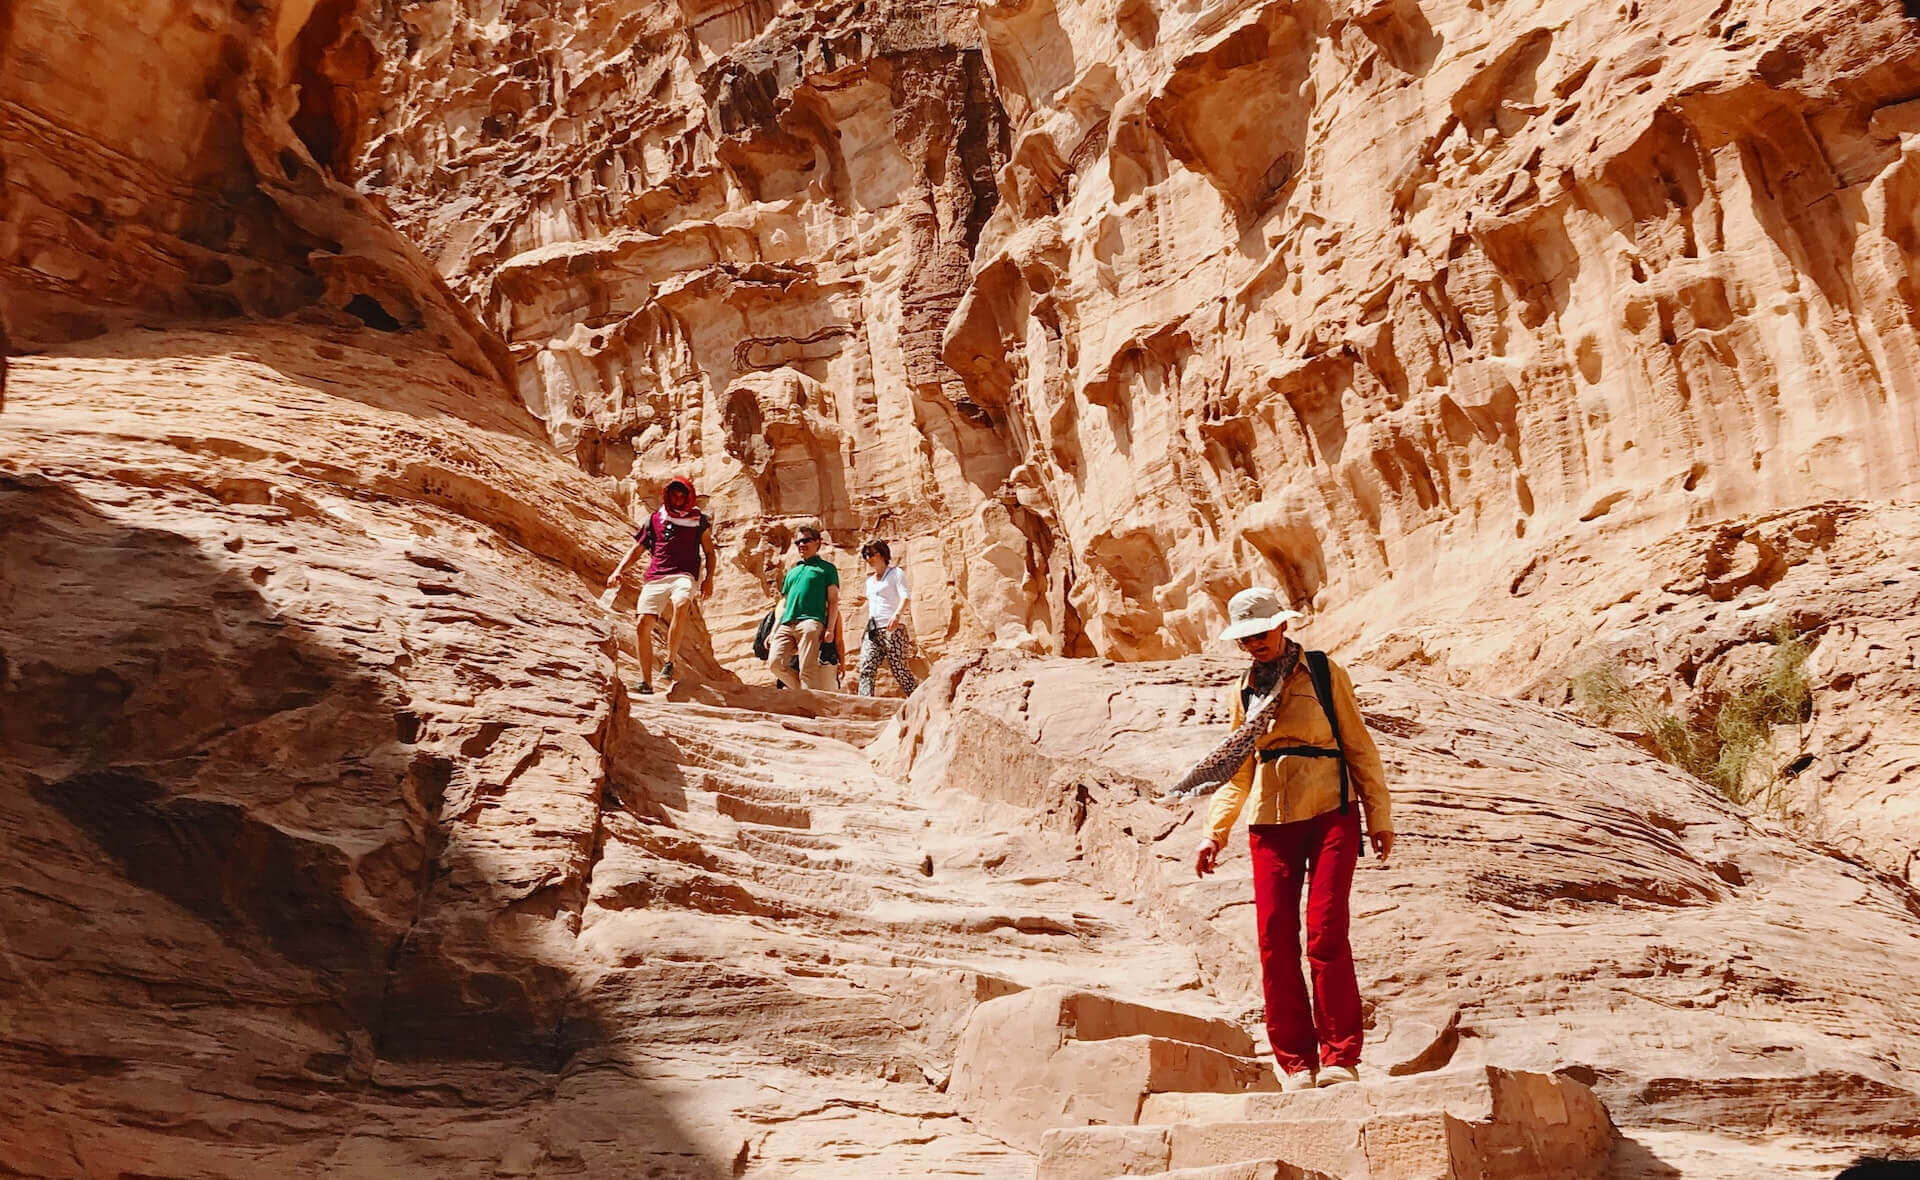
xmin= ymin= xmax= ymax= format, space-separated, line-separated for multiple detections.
xmin=951 ymin=0 xmax=1920 ymax=662
xmin=8 ymin=2 xmax=1920 ymax=1174
xmin=338 ymin=0 xmax=1920 ymax=652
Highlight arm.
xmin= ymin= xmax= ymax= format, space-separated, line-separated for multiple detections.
xmin=1330 ymin=661 xmax=1394 ymax=860
xmin=887 ymin=569 xmax=910 ymax=632
xmin=826 ymin=583 xmax=842 ymax=644
xmin=699 ymin=525 xmax=717 ymax=597
xmin=1196 ymin=685 xmax=1258 ymax=875
xmin=606 ymin=538 xmax=645 ymax=587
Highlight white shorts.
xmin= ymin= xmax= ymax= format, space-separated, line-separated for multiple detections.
xmin=636 ymin=574 xmax=695 ymax=617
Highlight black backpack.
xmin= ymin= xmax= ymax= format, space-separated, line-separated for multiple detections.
xmin=752 ymin=610 xmax=776 ymax=660
xmin=1242 ymin=651 xmax=1358 ymax=839
xmin=752 ymin=610 xmax=841 ymax=668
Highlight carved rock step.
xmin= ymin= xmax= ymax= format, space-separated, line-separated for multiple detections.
xmin=1147 ymin=1167 xmax=1334 ymax=1180
xmin=1036 ymin=1067 xmax=1615 ymax=1180
xmin=950 ymin=986 xmax=1272 ymax=1149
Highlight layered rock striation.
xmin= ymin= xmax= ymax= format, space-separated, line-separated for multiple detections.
xmin=8 ymin=0 xmax=1920 ymax=1174
xmin=319 ymin=0 xmax=1920 ymax=870
xmin=883 ymin=650 xmax=1920 ymax=1170
xmin=0 ymin=0 xmax=508 ymax=381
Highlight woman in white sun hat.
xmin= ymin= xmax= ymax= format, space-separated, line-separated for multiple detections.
xmin=1169 ymin=586 xmax=1393 ymax=1093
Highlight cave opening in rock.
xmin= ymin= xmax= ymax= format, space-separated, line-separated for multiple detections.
xmin=344 ymin=293 xmax=403 ymax=331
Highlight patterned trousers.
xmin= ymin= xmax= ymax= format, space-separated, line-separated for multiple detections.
xmin=857 ymin=622 xmax=918 ymax=697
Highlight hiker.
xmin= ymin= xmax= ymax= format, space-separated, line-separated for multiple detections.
xmin=767 ymin=520 xmax=842 ymax=692
xmin=1175 ymin=587 xmax=1393 ymax=1092
xmin=855 ymin=540 xmax=917 ymax=697
xmin=605 ymin=476 xmax=715 ymax=696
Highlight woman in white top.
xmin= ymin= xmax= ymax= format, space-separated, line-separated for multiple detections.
xmin=857 ymin=540 xmax=918 ymax=697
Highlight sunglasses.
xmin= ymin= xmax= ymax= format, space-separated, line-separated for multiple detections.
xmin=798 ymin=535 xmax=821 ymax=545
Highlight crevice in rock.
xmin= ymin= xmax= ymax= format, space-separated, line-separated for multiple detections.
xmin=289 ymin=0 xmax=364 ymax=174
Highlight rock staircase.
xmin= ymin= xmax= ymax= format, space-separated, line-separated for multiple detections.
xmin=948 ymin=987 xmax=1614 ymax=1180
xmin=1037 ymin=1065 xmax=1614 ymax=1179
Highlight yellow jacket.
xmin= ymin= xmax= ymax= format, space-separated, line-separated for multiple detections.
xmin=1204 ymin=655 xmax=1391 ymax=846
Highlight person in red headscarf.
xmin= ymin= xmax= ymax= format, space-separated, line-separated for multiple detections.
xmin=606 ymin=476 xmax=715 ymax=695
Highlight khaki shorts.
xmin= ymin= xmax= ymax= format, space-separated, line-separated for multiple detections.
xmin=636 ymin=574 xmax=695 ymax=617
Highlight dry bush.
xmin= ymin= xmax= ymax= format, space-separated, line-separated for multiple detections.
xmin=1571 ymin=625 xmax=1811 ymax=811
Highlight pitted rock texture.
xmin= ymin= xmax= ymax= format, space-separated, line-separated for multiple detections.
xmin=321 ymin=0 xmax=1920 ymax=871
xmin=333 ymin=0 xmax=1920 ymax=655
xmin=0 ymin=0 xmax=507 ymax=381
xmin=349 ymin=0 xmax=1038 ymax=669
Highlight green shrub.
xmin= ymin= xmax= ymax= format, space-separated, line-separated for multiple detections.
xmin=1570 ymin=627 xmax=1811 ymax=811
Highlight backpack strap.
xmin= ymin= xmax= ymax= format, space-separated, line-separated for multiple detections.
xmin=1305 ymin=650 xmax=1354 ymax=818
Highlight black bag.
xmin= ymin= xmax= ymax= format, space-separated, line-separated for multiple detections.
xmin=1242 ymin=649 xmax=1363 ymax=855
xmin=754 ymin=610 xmax=840 ymax=669
xmin=752 ymin=610 xmax=776 ymax=661
xmin=1303 ymin=650 xmax=1353 ymax=816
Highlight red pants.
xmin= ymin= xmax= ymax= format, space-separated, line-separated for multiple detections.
xmin=1249 ymin=810 xmax=1363 ymax=1073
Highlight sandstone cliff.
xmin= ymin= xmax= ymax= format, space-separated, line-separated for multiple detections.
xmin=8 ymin=0 xmax=1920 ymax=1175
xmin=302 ymin=0 xmax=1920 ymax=875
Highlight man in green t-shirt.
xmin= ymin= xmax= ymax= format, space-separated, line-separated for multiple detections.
xmin=768 ymin=520 xmax=842 ymax=691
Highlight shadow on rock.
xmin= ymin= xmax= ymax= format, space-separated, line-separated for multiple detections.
xmin=0 ymin=473 xmax=712 ymax=1172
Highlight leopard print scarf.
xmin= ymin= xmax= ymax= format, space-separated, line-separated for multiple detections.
xmin=1165 ymin=640 xmax=1302 ymax=800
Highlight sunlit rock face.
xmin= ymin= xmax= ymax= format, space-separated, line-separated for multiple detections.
xmin=349 ymin=0 xmax=1062 ymax=665
xmin=338 ymin=0 xmax=1920 ymax=871
xmin=347 ymin=0 xmax=1920 ymax=652
xmin=8 ymin=1 xmax=1920 ymax=1175
xmin=954 ymin=0 xmax=1920 ymax=660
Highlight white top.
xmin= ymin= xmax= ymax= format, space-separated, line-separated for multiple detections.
xmin=866 ymin=565 xmax=910 ymax=627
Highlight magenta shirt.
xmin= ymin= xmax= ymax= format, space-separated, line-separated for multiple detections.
xmin=639 ymin=510 xmax=710 ymax=580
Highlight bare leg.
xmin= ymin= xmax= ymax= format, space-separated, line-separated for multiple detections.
xmin=637 ymin=612 xmax=657 ymax=685
xmin=664 ymin=600 xmax=685 ymax=675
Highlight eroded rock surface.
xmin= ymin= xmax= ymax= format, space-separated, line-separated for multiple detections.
xmin=0 ymin=326 xmax=1219 ymax=1175
xmin=880 ymin=651 xmax=1920 ymax=1170
xmin=9 ymin=0 xmax=1920 ymax=1175
xmin=302 ymin=0 xmax=1920 ymax=872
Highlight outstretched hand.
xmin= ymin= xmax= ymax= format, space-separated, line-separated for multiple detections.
xmin=1370 ymin=831 xmax=1394 ymax=863
xmin=1194 ymin=839 xmax=1222 ymax=877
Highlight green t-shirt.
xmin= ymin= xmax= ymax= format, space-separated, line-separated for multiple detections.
xmin=779 ymin=555 xmax=840 ymax=625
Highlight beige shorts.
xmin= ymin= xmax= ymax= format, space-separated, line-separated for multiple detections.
xmin=636 ymin=574 xmax=695 ymax=617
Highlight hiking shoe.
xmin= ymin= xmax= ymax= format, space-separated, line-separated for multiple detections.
xmin=637 ymin=681 xmax=654 ymax=696
xmin=1316 ymin=1065 xmax=1359 ymax=1087
xmin=661 ymin=660 xmax=674 ymax=680
xmin=1279 ymin=1069 xmax=1318 ymax=1092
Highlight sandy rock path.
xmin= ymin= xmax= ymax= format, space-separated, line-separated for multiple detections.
xmin=588 ymin=682 xmax=1241 ymax=1175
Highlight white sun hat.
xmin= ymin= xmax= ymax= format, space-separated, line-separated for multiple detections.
xmin=1220 ymin=586 xmax=1306 ymax=642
